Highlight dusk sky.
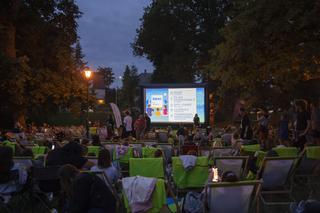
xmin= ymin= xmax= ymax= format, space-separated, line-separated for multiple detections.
xmin=76 ymin=0 xmax=153 ymax=86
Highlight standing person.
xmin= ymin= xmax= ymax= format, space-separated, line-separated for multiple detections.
xmin=310 ymin=101 xmax=320 ymax=145
xmin=193 ymin=114 xmax=200 ymax=128
xmin=278 ymin=112 xmax=289 ymax=146
xmin=144 ymin=113 xmax=151 ymax=134
xmin=123 ymin=111 xmax=133 ymax=138
xmin=134 ymin=114 xmax=146 ymax=140
xmin=295 ymin=102 xmax=311 ymax=150
xmin=239 ymin=108 xmax=253 ymax=140
xmin=176 ymin=124 xmax=186 ymax=154
xmin=257 ymin=110 xmax=269 ymax=149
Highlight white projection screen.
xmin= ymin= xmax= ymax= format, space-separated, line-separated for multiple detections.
xmin=143 ymin=86 xmax=206 ymax=123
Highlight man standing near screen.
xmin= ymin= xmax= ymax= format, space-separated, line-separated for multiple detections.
xmin=193 ymin=114 xmax=200 ymax=127
xmin=123 ymin=111 xmax=133 ymax=138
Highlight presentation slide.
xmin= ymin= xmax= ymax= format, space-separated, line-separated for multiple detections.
xmin=144 ymin=88 xmax=205 ymax=123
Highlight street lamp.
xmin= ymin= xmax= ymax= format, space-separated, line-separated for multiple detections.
xmin=116 ymin=76 xmax=122 ymax=105
xmin=83 ymin=69 xmax=92 ymax=138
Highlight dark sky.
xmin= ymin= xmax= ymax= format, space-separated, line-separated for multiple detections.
xmin=76 ymin=0 xmax=153 ymax=86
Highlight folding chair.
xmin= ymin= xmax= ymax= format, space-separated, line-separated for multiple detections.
xmin=87 ymin=146 xmax=100 ymax=156
xmin=293 ymin=146 xmax=320 ymax=199
xmin=113 ymin=146 xmax=134 ymax=177
xmin=158 ymin=132 xmax=168 ymax=143
xmin=257 ymin=157 xmax=296 ymax=211
xmin=123 ymin=178 xmax=169 ymax=213
xmin=13 ymin=157 xmax=33 ymax=170
xmin=157 ymin=143 xmax=174 ymax=163
xmin=241 ymin=144 xmax=261 ymax=155
xmin=212 ymin=147 xmax=234 ymax=157
xmin=172 ymin=156 xmax=209 ymax=195
xmin=142 ymin=147 xmax=158 ymax=158
xmin=214 ymin=156 xmax=249 ymax=179
xmin=204 ymin=180 xmax=262 ymax=213
xmin=129 ymin=142 xmax=144 ymax=157
xmin=129 ymin=158 xmax=165 ymax=179
xmin=199 ymin=146 xmax=212 ymax=157
xmin=82 ymin=171 xmax=122 ymax=212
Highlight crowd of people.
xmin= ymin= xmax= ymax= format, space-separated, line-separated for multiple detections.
xmin=0 ymin=99 xmax=319 ymax=212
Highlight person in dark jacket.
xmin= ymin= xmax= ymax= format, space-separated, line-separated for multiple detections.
xmin=59 ymin=164 xmax=116 ymax=213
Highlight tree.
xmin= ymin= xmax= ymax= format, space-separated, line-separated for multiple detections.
xmin=119 ymin=65 xmax=139 ymax=108
xmin=207 ymin=0 xmax=320 ymax=108
xmin=97 ymin=66 xmax=115 ymax=104
xmin=0 ymin=0 xmax=89 ymax=127
xmin=97 ymin=66 xmax=115 ymax=90
xmin=133 ymin=0 xmax=229 ymax=83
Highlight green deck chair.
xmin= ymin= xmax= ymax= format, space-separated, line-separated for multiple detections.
xmin=241 ymin=144 xmax=260 ymax=155
xmin=87 ymin=146 xmax=100 ymax=156
xmin=123 ymin=178 xmax=167 ymax=213
xmin=172 ymin=156 xmax=209 ymax=189
xmin=113 ymin=146 xmax=134 ymax=164
xmin=129 ymin=158 xmax=165 ymax=178
xmin=142 ymin=147 xmax=158 ymax=158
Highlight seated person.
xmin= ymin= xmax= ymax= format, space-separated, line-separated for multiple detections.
xmin=0 ymin=146 xmax=28 ymax=197
xmin=46 ymin=141 xmax=94 ymax=170
xmin=222 ymin=126 xmax=233 ymax=146
xmin=90 ymin=149 xmax=119 ymax=184
xmin=59 ymin=164 xmax=116 ymax=213
xmin=221 ymin=171 xmax=239 ymax=182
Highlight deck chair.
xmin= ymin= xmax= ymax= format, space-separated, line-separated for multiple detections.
xmin=87 ymin=146 xmax=100 ymax=156
xmin=293 ymin=146 xmax=320 ymax=198
xmin=158 ymin=132 xmax=168 ymax=143
xmin=212 ymin=147 xmax=234 ymax=157
xmin=241 ymin=144 xmax=261 ymax=155
xmin=13 ymin=157 xmax=33 ymax=170
xmin=113 ymin=146 xmax=134 ymax=177
xmin=273 ymin=147 xmax=299 ymax=157
xmin=157 ymin=143 xmax=174 ymax=163
xmin=129 ymin=158 xmax=165 ymax=179
xmin=204 ymin=180 xmax=261 ymax=213
xmin=172 ymin=156 xmax=208 ymax=195
xmin=142 ymin=147 xmax=158 ymax=158
xmin=214 ymin=156 xmax=249 ymax=179
xmin=257 ymin=157 xmax=296 ymax=210
xmin=142 ymin=141 xmax=157 ymax=147
xmin=123 ymin=178 xmax=169 ymax=213
xmin=82 ymin=171 xmax=122 ymax=212
xmin=200 ymin=146 xmax=212 ymax=157
xmin=129 ymin=142 xmax=144 ymax=157
xmin=87 ymin=156 xmax=98 ymax=165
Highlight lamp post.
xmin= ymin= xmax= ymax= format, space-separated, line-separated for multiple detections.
xmin=116 ymin=76 xmax=122 ymax=105
xmin=84 ymin=69 xmax=92 ymax=138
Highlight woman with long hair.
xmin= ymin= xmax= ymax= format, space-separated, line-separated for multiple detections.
xmin=90 ymin=149 xmax=119 ymax=184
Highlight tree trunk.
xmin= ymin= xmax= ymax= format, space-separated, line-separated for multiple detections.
xmin=0 ymin=1 xmax=25 ymax=127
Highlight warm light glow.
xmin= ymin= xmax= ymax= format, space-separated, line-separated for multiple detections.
xmin=84 ymin=70 xmax=92 ymax=79
xmin=97 ymin=99 xmax=104 ymax=104
xmin=212 ymin=167 xmax=219 ymax=182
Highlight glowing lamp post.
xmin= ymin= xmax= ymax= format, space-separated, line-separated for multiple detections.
xmin=84 ymin=69 xmax=92 ymax=138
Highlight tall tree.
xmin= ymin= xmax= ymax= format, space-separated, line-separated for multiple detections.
xmin=120 ymin=65 xmax=139 ymax=108
xmin=97 ymin=66 xmax=115 ymax=104
xmin=207 ymin=0 xmax=320 ymax=108
xmin=0 ymin=0 xmax=89 ymax=127
xmin=133 ymin=0 xmax=229 ymax=83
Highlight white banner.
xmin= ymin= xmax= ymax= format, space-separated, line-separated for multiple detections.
xmin=110 ymin=103 xmax=122 ymax=128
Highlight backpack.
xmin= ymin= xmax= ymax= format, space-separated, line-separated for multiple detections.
xmin=88 ymin=174 xmax=117 ymax=213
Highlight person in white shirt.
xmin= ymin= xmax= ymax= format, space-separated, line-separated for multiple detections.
xmin=123 ymin=111 xmax=133 ymax=138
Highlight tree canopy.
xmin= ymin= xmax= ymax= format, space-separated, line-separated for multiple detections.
xmin=119 ymin=65 xmax=139 ymax=108
xmin=0 ymin=0 xmax=88 ymax=127
xmin=133 ymin=0 xmax=229 ymax=83
xmin=207 ymin=0 xmax=320 ymax=107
